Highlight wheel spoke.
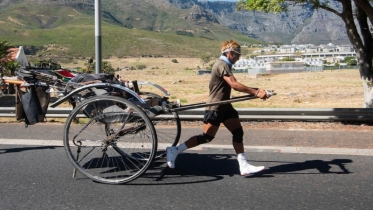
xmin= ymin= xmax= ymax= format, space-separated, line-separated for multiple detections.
xmin=63 ymin=96 xmax=157 ymax=184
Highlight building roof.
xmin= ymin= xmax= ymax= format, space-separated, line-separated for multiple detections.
xmin=266 ymin=61 xmax=304 ymax=64
xmin=1 ymin=46 xmax=28 ymax=67
xmin=7 ymin=48 xmax=19 ymax=61
xmin=256 ymin=54 xmax=296 ymax=58
xmin=0 ymin=48 xmax=19 ymax=63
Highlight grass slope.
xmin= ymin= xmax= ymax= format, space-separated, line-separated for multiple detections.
xmin=0 ymin=3 xmax=261 ymax=59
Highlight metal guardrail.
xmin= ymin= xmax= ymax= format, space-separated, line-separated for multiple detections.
xmin=1 ymin=107 xmax=373 ymax=122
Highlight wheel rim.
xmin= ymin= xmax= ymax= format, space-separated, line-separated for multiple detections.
xmin=63 ymin=96 xmax=157 ymax=184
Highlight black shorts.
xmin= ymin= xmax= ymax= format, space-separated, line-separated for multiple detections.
xmin=203 ymin=104 xmax=239 ymax=126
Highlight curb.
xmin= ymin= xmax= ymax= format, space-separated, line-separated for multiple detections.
xmin=198 ymin=145 xmax=373 ymax=156
xmin=1 ymin=139 xmax=372 ymax=156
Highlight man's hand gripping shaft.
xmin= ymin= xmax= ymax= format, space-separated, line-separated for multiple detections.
xmin=255 ymin=89 xmax=276 ymax=100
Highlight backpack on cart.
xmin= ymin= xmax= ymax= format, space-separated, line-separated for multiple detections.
xmin=21 ymin=85 xmax=50 ymax=127
xmin=15 ymin=67 xmax=51 ymax=127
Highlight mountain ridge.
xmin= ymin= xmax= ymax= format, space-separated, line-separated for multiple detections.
xmin=0 ymin=0 xmax=350 ymax=60
xmin=0 ymin=0 xmax=349 ymax=44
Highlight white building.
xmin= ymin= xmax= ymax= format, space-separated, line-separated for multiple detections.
xmin=336 ymin=45 xmax=354 ymax=52
xmin=266 ymin=61 xmax=305 ymax=74
xmin=255 ymin=54 xmax=298 ymax=62
xmin=278 ymin=45 xmax=296 ymax=53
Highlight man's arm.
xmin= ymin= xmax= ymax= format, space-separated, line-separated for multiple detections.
xmin=223 ymin=75 xmax=268 ymax=99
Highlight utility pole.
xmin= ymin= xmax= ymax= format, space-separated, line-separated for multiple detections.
xmin=95 ymin=0 xmax=102 ymax=74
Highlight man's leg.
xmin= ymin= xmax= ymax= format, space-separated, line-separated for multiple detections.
xmin=185 ymin=123 xmax=219 ymax=148
xmin=166 ymin=123 xmax=219 ymax=168
xmin=222 ymin=118 xmax=244 ymax=153
xmin=223 ymin=118 xmax=265 ymax=175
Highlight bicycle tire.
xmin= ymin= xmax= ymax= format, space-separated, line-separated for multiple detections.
xmin=63 ymin=95 xmax=157 ymax=184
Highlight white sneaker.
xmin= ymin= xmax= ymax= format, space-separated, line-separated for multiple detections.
xmin=239 ymin=160 xmax=265 ymax=176
xmin=166 ymin=146 xmax=179 ymax=168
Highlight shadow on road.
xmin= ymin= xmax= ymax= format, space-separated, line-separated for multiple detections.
xmin=247 ymin=159 xmax=353 ymax=178
xmin=1 ymin=145 xmax=352 ymax=185
xmin=130 ymin=154 xmax=353 ymax=185
xmin=0 ymin=146 xmax=60 ymax=154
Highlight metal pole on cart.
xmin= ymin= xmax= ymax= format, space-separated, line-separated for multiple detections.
xmin=95 ymin=0 xmax=102 ymax=74
xmin=170 ymin=91 xmax=276 ymax=112
xmin=171 ymin=95 xmax=258 ymax=112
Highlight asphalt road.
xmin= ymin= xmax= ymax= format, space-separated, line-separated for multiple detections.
xmin=0 ymin=123 xmax=372 ymax=153
xmin=0 ymin=123 xmax=372 ymax=209
xmin=0 ymin=144 xmax=372 ymax=209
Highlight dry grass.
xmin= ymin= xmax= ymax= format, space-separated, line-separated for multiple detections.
xmin=62 ymin=58 xmax=363 ymax=108
xmin=0 ymin=58 xmax=366 ymax=128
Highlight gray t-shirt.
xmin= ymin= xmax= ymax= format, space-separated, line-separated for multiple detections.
xmin=205 ymin=59 xmax=233 ymax=111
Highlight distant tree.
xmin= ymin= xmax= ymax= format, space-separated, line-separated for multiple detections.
xmin=0 ymin=41 xmax=11 ymax=61
xmin=136 ymin=64 xmax=147 ymax=70
xmin=347 ymin=59 xmax=358 ymax=66
xmin=102 ymin=61 xmax=115 ymax=74
xmin=176 ymin=31 xmax=194 ymax=37
xmin=89 ymin=61 xmax=115 ymax=74
xmin=237 ymin=0 xmax=373 ymax=107
xmin=199 ymin=54 xmax=211 ymax=67
xmin=343 ymin=56 xmax=354 ymax=62
xmin=341 ymin=56 xmax=358 ymax=66
xmin=3 ymin=61 xmax=20 ymax=94
xmin=3 ymin=61 xmax=21 ymax=76
xmin=0 ymin=41 xmax=11 ymax=74
xmin=33 ymin=59 xmax=61 ymax=69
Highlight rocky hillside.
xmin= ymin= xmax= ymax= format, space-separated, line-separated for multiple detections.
xmin=0 ymin=0 xmax=350 ymax=44
xmin=167 ymin=0 xmax=348 ymax=44
xmin=192 ymin=0 xmax=349 ymax=44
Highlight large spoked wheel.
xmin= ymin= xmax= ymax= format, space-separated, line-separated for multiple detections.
xmin=63 ymin=95 xmax=157 ymax=184
xmin=152 ymin=109 xmax=181 ymax=160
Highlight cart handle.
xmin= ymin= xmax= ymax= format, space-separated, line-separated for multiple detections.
xmin=171 ymin=90 xmax=276 ymax=112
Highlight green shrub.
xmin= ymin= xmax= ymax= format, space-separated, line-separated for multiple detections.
xmin=176 ymin=31 xmax=194 ymax=37
xmin=279 ymin=57 xmax=295 ymax=61
xmin=347 ymin=59 xmax=357 ymax=66
xmin=136 ymin=64 xmax=147 ymax=70
xmin=180 ymin=99 xmax=188 ymax=103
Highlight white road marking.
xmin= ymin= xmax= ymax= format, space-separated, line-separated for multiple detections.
xmin=1 ymin=139 xmax=372 ymax=156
